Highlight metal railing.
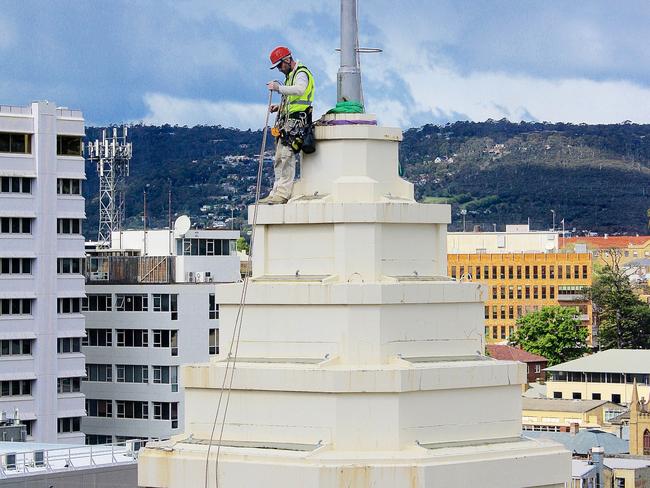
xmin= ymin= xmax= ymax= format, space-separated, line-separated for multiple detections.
xmin=0 ymin=438 xmax=157 ymax=478
xmin=56 ymin=108 xmax=83 ymax=119
xmin=0 ymin=105 xmax=31 ymax=115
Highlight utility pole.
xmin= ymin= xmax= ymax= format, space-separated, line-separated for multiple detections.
xmin=551 ymin=209 xmax=556 ymax=231
xmin=337 ymin=0 xmax=362 ymax=106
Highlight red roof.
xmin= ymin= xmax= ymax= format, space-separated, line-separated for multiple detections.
xmin=562 ymin=236 xmax=650 ymax=250
xmin=487 ymin=344 xmax=547 ymax=363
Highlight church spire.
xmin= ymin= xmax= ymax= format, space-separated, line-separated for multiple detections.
xmin=631 ymin=379 xmax=640 ymax=415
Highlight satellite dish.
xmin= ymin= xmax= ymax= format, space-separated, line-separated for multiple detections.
xmin=173 ymin=215 xmax=191 ymax=237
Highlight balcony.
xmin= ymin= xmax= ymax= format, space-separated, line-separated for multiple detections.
xmin=85 ymin=256 xmax=175 ymax=285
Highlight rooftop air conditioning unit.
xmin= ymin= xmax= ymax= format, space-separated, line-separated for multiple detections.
xmin=186 ymin=272 xmax=195 ymax=283
xmin=195 ymin=272 xmax=204 ymax=283
xmin=205 ymin=271 xmax=213 ymax=283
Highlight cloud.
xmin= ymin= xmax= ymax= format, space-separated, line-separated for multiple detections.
xmin=140 ymin=93 xmax=269 ymax=129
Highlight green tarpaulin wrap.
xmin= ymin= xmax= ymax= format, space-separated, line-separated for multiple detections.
xmin=326 ymin=101 xmax=364 ymax=114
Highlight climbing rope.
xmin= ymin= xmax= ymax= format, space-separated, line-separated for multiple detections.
xmin=204 ymin=89 xmax=274 ymax=488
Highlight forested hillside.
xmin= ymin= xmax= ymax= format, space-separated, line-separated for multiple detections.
xmin=83 ymin=120 xmax=650 ymax=238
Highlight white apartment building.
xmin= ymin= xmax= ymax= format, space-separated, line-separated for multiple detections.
xmin=81 ymin=228 xmax=240 ymax=444
xmin=0 ymin=101 xmax=86 ymax=443
xmin=448 ymin=224 xmax=559 ymax=254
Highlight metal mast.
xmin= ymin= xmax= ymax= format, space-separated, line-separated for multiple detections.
xmin=337 ymin=0 xmax=363 ymax=106
xmin=86 ymin=127 xmax=132 ymax=248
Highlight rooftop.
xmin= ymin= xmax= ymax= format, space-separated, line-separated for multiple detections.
xmin=487 ymin=344 xmax=547 ymax=363
xmin=563 ymin=236 xmax=650 ymax=249
xmin=604 ymin=457 xmax=650 ymax=470
xmin=546 ymin=349 xmax=650 ymax=374
xmin=522 ymin=398 xmax=611 ymax=413
xmin=524 ymin=429 xmax=628 ymax=455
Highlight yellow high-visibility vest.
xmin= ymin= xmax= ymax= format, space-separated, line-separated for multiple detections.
xmin=285 ymin=63 xmax=315 ymax=114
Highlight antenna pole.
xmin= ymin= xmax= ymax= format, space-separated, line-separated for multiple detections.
xmin=337 ymin=0 xmax=363 ymax=107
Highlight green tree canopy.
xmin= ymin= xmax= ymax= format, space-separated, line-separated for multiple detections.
xmin=589 ymin=256 xmax=650 ymax=349
xmin=510 ymin=306 xmax=589 ymax=366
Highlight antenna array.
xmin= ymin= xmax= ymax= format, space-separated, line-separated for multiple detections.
xmin=86 ymin=127 xmax=132 ymax=247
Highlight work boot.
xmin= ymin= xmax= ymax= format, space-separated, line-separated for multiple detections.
xmin=258 ymin=194 xmax=274 ymax=204
xmin=267 ymin=195 xmax=288 ymax=205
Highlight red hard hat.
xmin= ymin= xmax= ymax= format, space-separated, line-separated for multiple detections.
xmin=269 ymin=46 xmax=291 ymax=69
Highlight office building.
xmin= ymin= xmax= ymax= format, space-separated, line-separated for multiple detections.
xmin=0 ymin=102 xmax=86 ymax=443
xmin=81 ymin=228 xmax=240 ymax=444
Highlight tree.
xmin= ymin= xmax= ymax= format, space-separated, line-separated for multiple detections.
xmin=236 ymin=236 xmax=250 ymax=254
xmin=589 ymin=252 xmax=650 ymax=349
xmin=510 ymin=306 xmax=589 ymax=366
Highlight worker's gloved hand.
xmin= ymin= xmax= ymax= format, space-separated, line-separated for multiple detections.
xmin=269 ymin=104 xmax=279 ymax=113
xmin=267 ymin=81 xmax=280 ymax=92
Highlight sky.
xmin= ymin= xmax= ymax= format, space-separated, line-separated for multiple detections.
xmin=2 ymin=0 xmax=650 ymax=129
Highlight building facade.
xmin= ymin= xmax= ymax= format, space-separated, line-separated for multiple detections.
xmin=546 ymin=349 xmax=650 ymax=405
xmin=81 ymin=229 xmax=240 ymax=444
xmin=448 ymin=252 xmax=593 ymax=343
xmin=448 ymin=225 xmax=559 ymax=254
xmin=486 ymin=344 xmax=548 ymax=382
xmin=563 ymin=236 xmax=650 ymax=267
xmin=0 ymin=102 xmax=86 ymax=443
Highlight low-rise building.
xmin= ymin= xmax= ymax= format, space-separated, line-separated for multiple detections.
xmin=562 ymin=236 xmax=650 ymax=267
xmin=448 ymin=225 xmax=559 ymax=254
xmin=487 ymin=344 xmax=547 ymax=382
xmin=604 ymin=457 xmax=650 ymax=488
xmin=546 ymin=349 xmax=650 ymax=405
xmin=448 ymin=252 xmax=593 ymax=343
xmin=522 ymin=398 xmax=623 ymax=433
xmin=81 ymin=228 xmax=240 ymax=444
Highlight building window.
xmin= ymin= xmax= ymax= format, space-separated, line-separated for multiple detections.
xmin=116 ymin=365 xmax=149 ymax=383
xmin=612 ymin=393 xmax=621 ymax=404
xmin=508 ymin=286 xmax=514 ymax=299
xmin=572 ymin=392 xmax=582 ymax=399
xmin=549 ymin=266 xmax=555 ymax=279
xmin=508 ymin=306 xmax=514 ymax=319
xmin=0 ymin=217 xmax=32 ymax=234
xmin=475 ymin=266 xmax=481 ymax=279
xmin=57 ymin=377 xmax=81 ymax=393
xmin=500 ymin=306 xmax=506 ymax=319
xmin=450 ymin=266 xmax=456 ymax=278
xmin=57 ymin=417 xmax=81 ymax=433
xmin=0 ymin=258 xmax=32 ymax=275
xmin=86 ymin=400 xmax=113 ymax=418
xmin=492 ymin=286 xmax=497 ymax=300
xmin=508 ymin=266 xmax=513 ymax=279
xmin=644 ymin=429 xmax=650 ymax=456
xmin=499 ymin=266 xmax=505 ymax=279
xmin=152 ymin=402 xmax=179 ymax=428
xmin=56 ymin=218 xmax=82 ymax=235
xmin=549 ymin=286 xmax=555 ymax=299
xmin=492 ymin=306 xmax=497 ymax=320
xmin=56 ymin=178 xmax=82 ymax=195
xmin=582 ymin=265 xmax=588 ymax=279
xmin=115 ymin=294 xmax=148 ymax=311
xmin=86 ymin=434 xmax=113 ymax=445
xmin=533 ymin=266 xmax=538 ymax=279
xmin=56 ymin=135 xmax=82 ymax=156
xmin=483 ymin=266 xmax=489 ymax=279
xmin=152 ymin=294 xmax=178 ymax=320
xmin=508 ymin=325 xmax=514 ymax=337
xmin=565 ymin=265 xmax=571 ymax=279
xmin=492 ymin=327 xmax=497 ymax=339
xmin=541 ymin=286 xmax=547 ymax=299
xmin=500 ymin=326 xmax=506 ymax=339
xmin=553 ymin=391 xmax=562 ymax=399
xmin=484 ymin=306 xmax=489 ymax=319
xmin=177 ymin=238 xmax=235 ymax=256
xmin=57 ymin=337 xmax=81 ymax=353
xmin=0 ymin=176 xmax=32 ymax=193
xmin=558 ymin=265 xmax=563 ymax=279
xmin=0 ymin=380 xmax=32 ymax=397
xmin=533 ymin=286 xmax=539 ymax=299
xmin=57 ymin=297 xmax=81 ymax=314
xmin=516 ymin=286 xmax=522 ymax=299
xmin=116 ymin=401 xmax=148 ymax=419
xmin=83 ymin=329 xmax=112 ymax=347
xmin=209 ymin=328 xmax=219 ymax=355
xmin=0 ymin=298 xmax=32 ymax=316
xmin=541 ymin=266 xmax=546 ymax=279
xmin=82 ymin=294 xmax=112 ymax=311
xmin=500 ymin=286 xmax=506 ymax=300
xmin=57 ymin=258 xmax=83 ymax=275
xmin=152 ymin=366 xmax=178 ymax=392
xmin=525 ymin=286 xmax=530 ymax=299
xmin=152 ymin=329 xmax=178 ymax=356
xmin=574 ymin=265 xmax=580 ymax=280
xmin=524 ymin=266 xmax=530 ymax=279
xmin=85 ymin=364 xmax=112 ymax=382
xmin=0 ymin=339 xmax=32 ymax=356
xmin=592 ymin=393 xmax=601 ymax=400
xmin=209 ymin=294 xmax=219 ymax=319
xmin=534 ymin=364 xmax=541 ymax=373
xmin=516 ymin=305 xmax=522 ymax=318
xmin=116 ymin=329 xmax=148 ymax=347
xmin=492 ymin=266 xmax=497 ymax=279
xmin=0 ymin=132 xmax=31 ymax=154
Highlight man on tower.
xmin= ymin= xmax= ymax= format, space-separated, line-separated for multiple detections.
xmin=259 ymin=46 xmax=315 ymax=205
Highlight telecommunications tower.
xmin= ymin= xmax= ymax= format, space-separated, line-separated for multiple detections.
xmin=86 ymin=127 xmax=132 ymax=247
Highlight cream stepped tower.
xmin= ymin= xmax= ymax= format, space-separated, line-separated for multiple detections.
xmin=138 ymin=122 xmax=570 ymax=487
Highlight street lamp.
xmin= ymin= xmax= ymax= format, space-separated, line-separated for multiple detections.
xmin=460 ymin=209 xmax=467 ymax=232
xmin=550 ymin=209 xmax=556 ymax=231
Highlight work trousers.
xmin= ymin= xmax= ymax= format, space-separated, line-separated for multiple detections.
xmin=271 ymin=142 xmax=297 ymax=200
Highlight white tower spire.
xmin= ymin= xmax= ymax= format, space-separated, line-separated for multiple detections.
xmin=337 ymin=0 xmax=363 ymax=106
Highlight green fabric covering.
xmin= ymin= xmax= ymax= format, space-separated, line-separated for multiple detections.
xmin=326 ymin=101 xmax=364 ymax=114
